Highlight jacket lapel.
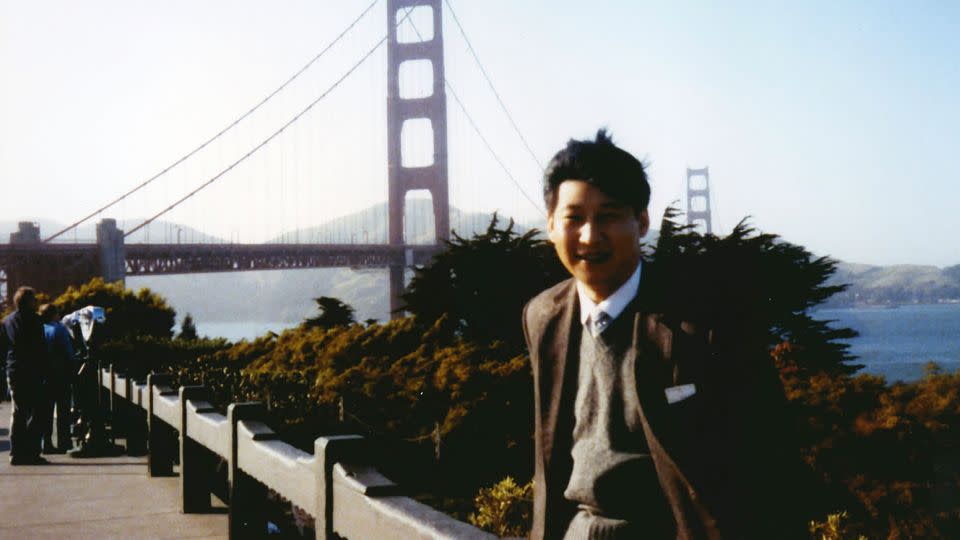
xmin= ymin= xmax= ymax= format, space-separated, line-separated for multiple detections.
xmin=538 ymin=280 xmax=581 ymax=473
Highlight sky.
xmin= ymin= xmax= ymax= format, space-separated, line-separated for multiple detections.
xmin=1 ymin=0 xmax=958 ymax=267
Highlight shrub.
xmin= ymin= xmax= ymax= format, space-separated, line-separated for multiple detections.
xmin=54 ymin=277 xmax=176 ymax=341
xmin=468 ymin=476 xmax=533 ymax=537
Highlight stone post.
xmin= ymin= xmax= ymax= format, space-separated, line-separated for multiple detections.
xmin=147 ymin=374 xmax=177 ymax=476
xmin=314 ymin=435 xmax=366 ymax=540
xmin=180 ymin=385 xmax=215 ymax=513
xmin=227 ymin=402 xmax=271 ymax=538
xmin=125 ymin=376 xmax=148 ymax=455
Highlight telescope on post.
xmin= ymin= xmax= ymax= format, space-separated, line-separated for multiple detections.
xmin=61 ymin=305 xmax=119 ymax=457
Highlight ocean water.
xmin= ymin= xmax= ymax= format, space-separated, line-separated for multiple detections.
xmin=195 ymin=305 xmax=960 ymax=384
xmin=814 ymin=304 xmax=960 ymax=382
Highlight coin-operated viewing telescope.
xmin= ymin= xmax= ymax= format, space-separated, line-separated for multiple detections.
xmin=61 ymin=306 xmax=119 ymax=457
xmin=61 ymin=305 xmax=106 ymax=345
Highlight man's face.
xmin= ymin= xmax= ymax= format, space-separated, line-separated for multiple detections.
xmin=547 ymin=180 xmax=649 ymax=302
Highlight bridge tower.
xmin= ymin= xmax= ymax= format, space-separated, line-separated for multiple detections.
xmin=2 ymin=221 xmax=123 ymax=304
xmin=686 ymin=167 xmax=713 ymax=234
xmin=386 ymin=0 xmax=450 ymax=316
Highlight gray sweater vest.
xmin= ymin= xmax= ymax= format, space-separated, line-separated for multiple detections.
xmin=563 ymin=310 xmax=674 ymax=538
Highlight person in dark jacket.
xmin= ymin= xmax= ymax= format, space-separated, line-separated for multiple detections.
xmin=1 ymin=286 xmax=48 ymax=465
xmin=39 ymin=303 xmax=75 ymax=453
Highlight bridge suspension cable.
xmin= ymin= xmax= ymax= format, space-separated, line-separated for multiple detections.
xmin=405 ymin=13 xmax=545 ymax=218
xmin=43 ymin=0 xmax=381 ymax=244
xmin=125 ymin=9 xmax=416 ymax=238
xmin=443 ymin=0 xmax=544 ymax=172
xmin=445 ymin=81 xmax=545 ymax=217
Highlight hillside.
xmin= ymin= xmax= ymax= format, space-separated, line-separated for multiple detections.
xmin=0 ymin=219 xmax=223 ymax=244
xmin=267 ymin=199 xmax=543 ymax=244
xmin=824 ymin=262 xmax=960 ymax=307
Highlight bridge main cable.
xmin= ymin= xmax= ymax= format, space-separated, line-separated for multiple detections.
xmin=443 ymin=0 xmax=544 ymax=172
xmin=43 ymin=0 xmax=381 ymax=244
xmin=125 ymin=9 xmax=418 ymax=238
xmin=404 ymin=9 xmax=545 ymax=217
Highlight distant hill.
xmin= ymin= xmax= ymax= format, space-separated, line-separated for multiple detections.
xmin=267 ymin=200 xmax=543 ymax=245
xmin=824 ymin=262 xmax=960 ymax=307
xmin=0 ymin=219 xmax=223 ymax=244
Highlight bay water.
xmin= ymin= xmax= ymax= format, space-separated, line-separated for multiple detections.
xmin=814 ymin=303 xmax=960 ymax=382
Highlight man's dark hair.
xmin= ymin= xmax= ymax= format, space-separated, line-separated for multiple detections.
xmin=13 ymin=286 xmax=36 ymax=312
xmin=542 ymin=128 xmax=650 ymax=215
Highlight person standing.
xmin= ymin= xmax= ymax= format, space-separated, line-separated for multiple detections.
xmin=522 ymin=130 xmax=802 ymax=539
xmin=1 ymin=286 xmax=49 ymax=465
xmin=39 ymin=303 xmax=75 ymax=453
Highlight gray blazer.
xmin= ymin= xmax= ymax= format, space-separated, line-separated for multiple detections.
xmin=522 ymin=276 xmax=802 ymax=540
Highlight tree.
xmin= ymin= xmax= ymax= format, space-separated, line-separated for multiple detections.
xmin=178 ymin=313 xmax=198 ymax=340
xmin=302 ymin=296 xmax=356 ymax=329
xmin=650 ymin=206 xmax=859 ymax=376
xmin=402 ymin=214 xmax=568 ymax=351
xmin=54 ymin=277 xmax=176 ymax=341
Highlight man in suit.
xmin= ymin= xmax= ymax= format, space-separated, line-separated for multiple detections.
xmin=523 ymin=130 xmax=801 ymax=539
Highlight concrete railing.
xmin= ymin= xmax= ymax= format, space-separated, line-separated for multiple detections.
xmin=99 ymin=365 xmax=496 ymax=540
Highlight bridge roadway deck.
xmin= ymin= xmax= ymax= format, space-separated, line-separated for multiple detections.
xmin=0 ymin=401 xmax=228 ymax=540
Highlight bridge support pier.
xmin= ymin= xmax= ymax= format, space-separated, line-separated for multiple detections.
xmin=97 ymin=218 xmax=126 ymax=285
xmin=686 ymin=167 xmax=714 ymax=234
xmin=389 ymin=264 xmax=405 ymax=317
xmin=386 ymin=0 xmax=449 ymax=319
xmin=2 ymin=219 xmax=125 ymax=303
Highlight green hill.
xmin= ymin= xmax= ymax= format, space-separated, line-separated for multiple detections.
xmin=825 ymin=262 xmax=960 ymax=306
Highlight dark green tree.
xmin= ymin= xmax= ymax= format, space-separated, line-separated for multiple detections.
xmin=54 ymin=277 xmax=176 ymax=341
xmin=178 ymin=313 xmax=199 ymax=340
xmin=650 ymin=206 xmax=859 ymax=376
xmin=401 ymin=214 xmax=568 ymax=351
xmin=302 ymin=296 xmax=356 ymax=329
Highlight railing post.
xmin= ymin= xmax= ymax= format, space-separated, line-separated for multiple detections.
xmin=314 ymin=435 xmax=365 ymax=540
xmin=125 ymin=376 xmax=147 ymax=455
xmin=180 ymin=385 xmax=214 ymax=513
xmin=147 ymin=373 xmax=176 ymax=476
xmin=96 ymin=357 xmax=105 ymax=409
xmin=108 ymin=363 xmax=117 ymax=430
xmin=227 ymin=402 xmax=270 ymax=539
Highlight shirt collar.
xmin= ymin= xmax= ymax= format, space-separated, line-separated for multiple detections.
xmin=577 ymin=260 xmax=643 ymax=328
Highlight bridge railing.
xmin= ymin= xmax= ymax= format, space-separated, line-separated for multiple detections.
xmin=98 ymin=364 xmax=495 ymax=540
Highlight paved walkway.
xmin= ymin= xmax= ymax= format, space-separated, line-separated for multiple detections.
xmin=0 ymin=401 xmax=228 ymax=539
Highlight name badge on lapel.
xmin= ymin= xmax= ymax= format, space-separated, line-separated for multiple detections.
xmin=665 ymin=383 xmax=696 ymax=404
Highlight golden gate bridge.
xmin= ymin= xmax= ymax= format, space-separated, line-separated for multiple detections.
xmin=0 ymin=0 xmax=548 ymax=316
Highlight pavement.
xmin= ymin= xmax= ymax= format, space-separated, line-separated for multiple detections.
xmin=0 ymin=400 xmax=228 ymax=539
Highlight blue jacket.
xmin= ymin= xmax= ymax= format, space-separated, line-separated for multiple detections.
xmin=44 ymin=321 xmax=76 ymax=378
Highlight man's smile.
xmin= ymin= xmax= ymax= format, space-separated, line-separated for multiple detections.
xmin=575 ymin=252 xmax=611 ymax=264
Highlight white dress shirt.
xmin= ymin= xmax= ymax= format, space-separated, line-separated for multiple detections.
xmin=576 ymin=261 xmax=642 ymax=337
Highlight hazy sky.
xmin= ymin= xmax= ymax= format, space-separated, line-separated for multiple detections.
xmin=1 ymin=1 xmax=957 ymax=266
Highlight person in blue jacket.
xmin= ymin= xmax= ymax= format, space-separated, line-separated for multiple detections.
xmin=39 ymin=303 xmax=75 ymax=453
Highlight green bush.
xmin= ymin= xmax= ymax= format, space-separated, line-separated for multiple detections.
xmin=468 ymin=477 xmax=533 ymax=537
xmin=54 ymin=277 xmax=176 ymax=341
xmin=808 ymin=511 xmax=867 ymax=540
